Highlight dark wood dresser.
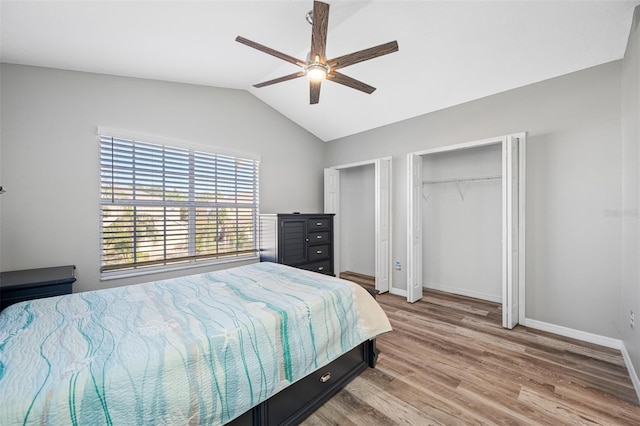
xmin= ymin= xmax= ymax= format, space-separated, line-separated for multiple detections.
xmin=259 ymin=213 xmax=335 ymax=276
xmin=0 ymin=265 xmax=76 ymax=310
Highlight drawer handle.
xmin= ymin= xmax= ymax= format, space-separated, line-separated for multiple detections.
xmin=318 ymin=267 xmax=324 ymax=271
xmin=316 ymin=235 xmax=322 ymax=239
xmin=320 ymin=372 xmax=331 ymax=383
xmin=316 ymin=250 xmax=323 ymax=254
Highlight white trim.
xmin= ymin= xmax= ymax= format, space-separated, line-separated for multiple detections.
xmin=522 ymin=318 xmax=623 ymax=349
xmin=96 ymin=126 xmax=261 ymax=161
xmin=621 ymin=343 xmax=640 ymax=403
xmin=389 ymin=158 xmax=393 ymax=292
xmin=100 ymin=255 xmax=259 ymax=281
xmin=518 ymin=133 xmax=527 ymax=324
xmin=343 ymin=266 xmax=376 ymax=277
xmin=324 ymin=168 xmax=341 ymax=276
xmin=412 ymin=135 xmax=507 ymax=157
xmin=390 ymin=287 xmax=407 ymax=297
xmin=329 ymin=156 xmax=392 ymax=170
xmin=424 ymin=283 xmax=501 ymax=304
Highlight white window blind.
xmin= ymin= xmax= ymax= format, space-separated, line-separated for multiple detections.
xmin=99 ymin=134 xmax=259 ymax=275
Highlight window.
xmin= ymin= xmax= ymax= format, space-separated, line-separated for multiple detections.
xmin=99 ymin=132 xmax=259 ymax=277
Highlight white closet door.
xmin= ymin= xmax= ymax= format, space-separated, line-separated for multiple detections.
xmin=375 ymin=158 xmax=391 ymax=293
xmin=324 ymin=168 xmax=340 ymax=276
xmin=517 ymin=134 xmax=526 ymax=324
xmin=407 ymin=153 xmax=423 ymax=303
xmin=502 ymin=136 xmax=520 ymax=329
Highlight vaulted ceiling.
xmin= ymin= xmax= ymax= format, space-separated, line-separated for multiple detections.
xmin=1 ymin=1 xmax=638 ymax=141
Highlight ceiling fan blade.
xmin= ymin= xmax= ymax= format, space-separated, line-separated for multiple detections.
xmin=327 ymin=40 xmax=399 ymax=71
xmin=328 ymin=71 xmax=376 ymax=94
xmin=236 ymin=36 xmax=306 ymax=67
xmin=254 ymin=71 xmax=305 ymax=88
xmin=310 ymin=81 xmax=322 ymax=104
xmin=310 ymin=1 xmax=330 ymax=63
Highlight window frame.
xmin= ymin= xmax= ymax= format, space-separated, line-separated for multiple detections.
xmin=97 ymin=127 xmax=260 ymax=280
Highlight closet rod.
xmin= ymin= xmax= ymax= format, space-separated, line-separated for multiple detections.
xmin=422 ymin=175 xmax=502 ymax=185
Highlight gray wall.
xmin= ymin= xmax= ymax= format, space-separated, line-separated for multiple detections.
xmin=621 ymin=7 xmax=640 ymax=380
xmin=325 ymin=60 xmax=623 ymax=339
xmin=0 ymin=64 xmax=325 ymax=293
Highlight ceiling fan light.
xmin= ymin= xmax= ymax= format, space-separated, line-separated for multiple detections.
xmin=305 ymin=63 xmax=328 ymax=82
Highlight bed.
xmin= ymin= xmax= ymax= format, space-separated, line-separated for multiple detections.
xmin=0 ymin=262 xmax=391 ymax=425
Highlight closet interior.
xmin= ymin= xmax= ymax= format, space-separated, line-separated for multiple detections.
xmin=339 ymin=164 xmax=376 ymax=277
xmin=422 ymin=143 xmax=503 ymax=303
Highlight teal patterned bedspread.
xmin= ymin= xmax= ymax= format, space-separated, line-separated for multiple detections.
xmin=0 ymin=262 xmax=391 ymax=425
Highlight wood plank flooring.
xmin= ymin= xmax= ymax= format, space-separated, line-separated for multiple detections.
xmin=302 ymin=272 xmax=640 ymax=425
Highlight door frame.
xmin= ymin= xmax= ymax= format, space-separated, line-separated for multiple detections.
xmin=324 ymin=157 xmax=392 ymax=293
xmin=406 ymin=133 xmax=526 ymax=328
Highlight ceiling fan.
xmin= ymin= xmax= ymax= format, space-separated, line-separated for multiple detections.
xmin=236 ymin=0 xmax=398 ymax=104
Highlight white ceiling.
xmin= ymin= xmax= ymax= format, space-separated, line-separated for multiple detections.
xmin=1 ymin=0 xmax=638 ymax=142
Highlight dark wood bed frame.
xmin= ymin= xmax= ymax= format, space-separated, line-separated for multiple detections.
xmin=228 ymin=338 xmax=379 ymax=425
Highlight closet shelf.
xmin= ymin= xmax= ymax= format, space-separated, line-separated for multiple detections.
xmin=422 ymin=175 xmax=502 ymax=185
xmin=422 ymin=174 xmax=502 ymax=201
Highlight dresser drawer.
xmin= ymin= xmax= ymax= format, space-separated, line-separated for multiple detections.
xmin=308 ymin=217 xmax=330 ymax=230
xmin=308 ymin=245 xmax=330 ymax=262
xmin=266 ymin=344 xmax=365 ymax=425
xmin=308 ymin=231 xmax=329 ymax=243
xmin=299 ymin=260 xmax=332 ymax=275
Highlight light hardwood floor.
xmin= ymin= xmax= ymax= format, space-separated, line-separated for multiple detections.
xmin=302 ymin=272 xmax=640 ymax=425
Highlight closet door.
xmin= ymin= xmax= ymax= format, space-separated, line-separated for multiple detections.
xmin=324 ymin=168 xmax=340 ymax=276
xmin=502 ymin=135 xmax=520 ymax=329
xmin=375 ymin=158 xmax=391 ymax=293
xmin=407 ymin=153 xmax=423 ymax=303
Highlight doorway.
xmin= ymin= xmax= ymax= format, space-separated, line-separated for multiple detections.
xmin=324 ymin=157 xmax=392 ymax=293
xmin=407 ymin=134 xmax=525 ymax=329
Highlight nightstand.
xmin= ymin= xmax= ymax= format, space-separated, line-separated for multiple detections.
xmin=0 ymin=265 xmax=76 ymax=311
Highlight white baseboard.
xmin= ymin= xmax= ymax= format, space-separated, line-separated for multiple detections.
xmin=522 ymin=318 xmax=622 ymax=349
xmin=620 ymin=343 xmax=640 ymax=404
xmin=389 ymin=287 xmax=407 ymax=297
xmin=341 ymin=266 xmax=375 ymax=277
xmin=388 ymin=285 xmax=495 ymax=302
xmin=425 ymin=283 xmax=501 ymax=304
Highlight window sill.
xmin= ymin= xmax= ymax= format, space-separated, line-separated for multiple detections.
xmin=100 ymin=254 xmax=259 ymax=281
